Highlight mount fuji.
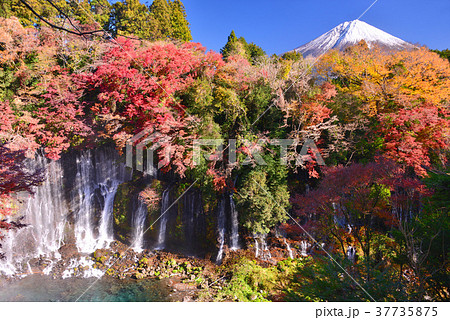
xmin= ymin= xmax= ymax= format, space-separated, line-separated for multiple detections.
xmin=292 ymin=20 xmax=414 ymax=57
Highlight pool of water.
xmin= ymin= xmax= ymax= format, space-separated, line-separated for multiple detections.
xmin=0 ymin=275 xmax=171 ymax=302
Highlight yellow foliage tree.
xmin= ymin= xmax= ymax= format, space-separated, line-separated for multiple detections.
xmin=317 ymin=41 xmax=450 ymax=116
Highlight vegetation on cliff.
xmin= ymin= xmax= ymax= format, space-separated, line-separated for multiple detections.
xmin=0 ymin=0 xmax=448 ymax=301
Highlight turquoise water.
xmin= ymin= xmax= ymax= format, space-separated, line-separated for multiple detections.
xmin=0 ymin=275 xmax=171 ymax=302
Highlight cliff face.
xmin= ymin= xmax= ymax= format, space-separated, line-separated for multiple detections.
xmin=0 ymin=145 xmax=225 ymax=276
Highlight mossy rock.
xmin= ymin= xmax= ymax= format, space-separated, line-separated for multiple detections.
xmin=113 ymin=182 xmax=136 ymax=242
xmin=134 ymin=272 xmax=145 ymax=280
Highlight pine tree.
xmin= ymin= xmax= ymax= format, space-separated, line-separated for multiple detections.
xmin=169 ymin=0 xmax=191 ymax=42
xmin=220 ymin=30 xmax=238 ymax=59
xmin=221 ymin=30 xmax=266 ymax=63
xmin=246 ymin=42 xmax=266 ymax=62
xmin=149 ymin=0 xmax=172 ymax=39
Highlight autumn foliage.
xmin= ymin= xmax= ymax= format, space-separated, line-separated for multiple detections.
xmin=0 ymin=13 xmax=449 ymax=299
xmin=318 ymin=41 xmax=450 ymax=176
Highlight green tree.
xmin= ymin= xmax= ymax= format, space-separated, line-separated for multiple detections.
xmin=0 ymin=0 xmax=111 ymax=30
xmin=283 ymin=256 xmax=407 ymax=302
xmin=220 ymin=30 xmax=238 ymax=59
xmin=236 ymin=157 xmax=290 ymax=235
xmin=169 ymin=0 xmax=191 ymax=42
xmin=111 ymin=0 xmax=154 ymax=39
xmin=67 ymin=0 xmax=111 ymax=29
xmin=281 ymin=51 xmax=302 ymax=62
xmin=220 ymin=30 xmax=266 ymax=63
xmin=149 ymin=0 xmax=172 ymax=39
xmin=431 ymin=48 xmax=450 ymax=63
xmin=0 ymin=0 xmax=67 ymax=26
xmin=246 ymin=41 xmax=266 ymax=62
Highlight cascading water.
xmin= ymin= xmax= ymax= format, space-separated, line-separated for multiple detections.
xmin=216 ymin=198 xmax=226 ymax=263
xmin=229 ymin=195 xmax=239 ymax=250
xmin=0 ymin=154 xmax=67 ymax=276
xmin=73 ymin=148 xmax=130 ymax=252
xmin=182 ymin=190 xmax=206 ymax=252
xmin=283 ymin=238 xmax=294 ymax=259
xmin=132 ymin=200 xmax=148 ymax=252
xmin=155 ymin=188 xmax=170 ymax=250
xmin=0 ymin=147 xmax=132 ymax=277
xmin=94 ymin=149 xmax=130 ymax=248
xmin=300 ymin=240 xmax=310 ymax=256
xmin=96 ymin=180 xmax=120 ymax=249
xmin=254 ymin=234 xmax=271 ymax=260
xmin=183 ymin=192 xmax=195 ymax=245
xmin=347 ymin=245 xmax=356 ymax=262
xmin=73 ymin=151 xmax=97 ymax=253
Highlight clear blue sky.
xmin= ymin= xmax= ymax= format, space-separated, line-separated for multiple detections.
xmin=138 ymin=0 xmax=449 ymax=54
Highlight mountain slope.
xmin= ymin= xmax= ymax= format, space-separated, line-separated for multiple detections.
xmin=292 ymin=20 xmax=414 ymax=57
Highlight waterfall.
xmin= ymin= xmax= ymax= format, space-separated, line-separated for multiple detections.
xmin=216 ymin=197 xmax=226 ymax=263
xmin=96 ymin=180 xmax=120 ymax=249
xmin=182 ymin=190 xmax=206 ymax=252
xmin=254 ymin=234 xmax=271 ymax=260
xmin=183 ymin=192 xmax=195 ymax=245
xmin=0 ymin=147 xmax=133 ymax=277
xmin=347 ymin=245 xmax=356 ymax=262
xmin=0 ymin=154 xmax=67 ymax=275
xmin=283 ymin=238 xmax=294 ymax=259
xmin=300 ymin=240 xmax=310 ymax=256
xmin=155 ymin=188 xmax=170 ymax=250
xmin=229 ymin=195 xmax=239 ymax=250
xmin=73 ymin=148 xmax=130 ymax=253
xmin=132 ymin=200 xmax=148 ymax=252
xmin=94 ymin=149 xmax=130 ymax=248
xmin=74 ymin=151 xmax=97 ymax=253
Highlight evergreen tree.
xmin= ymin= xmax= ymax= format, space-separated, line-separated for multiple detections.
xmin=246 ymin=42 xmax=266 ymax=62
xmin=220 ymin=30 xmax=238 ymax=59
xmin=221 ymin=30 xmax=266 ymax=63
xmin=169 ymin=0 xmax=191 ymax=42
xmin=111 ymin=0 xmax=153 ymax=39
xmin=432 ymin=48 xmax=450 ymax=63
xmin=149 ymin=0 xmax=172 ymax=39
xmin=281 ymin=51 xmax=302 ymax=62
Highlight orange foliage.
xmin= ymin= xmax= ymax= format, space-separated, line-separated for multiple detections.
xmin=318 ymin=43 xmax=450 ymax=115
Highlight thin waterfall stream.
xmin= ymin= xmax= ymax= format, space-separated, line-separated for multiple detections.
xmin=132 ymin=200 xmax=148 ymax=252
xmin=155 ymin=188 xmax=170 ymax=250
xmin=229 ymin=194 xmax=239 ymax=250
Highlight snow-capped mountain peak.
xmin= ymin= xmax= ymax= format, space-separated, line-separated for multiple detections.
xmin=292 ymin=20 xmax=413 ymax=57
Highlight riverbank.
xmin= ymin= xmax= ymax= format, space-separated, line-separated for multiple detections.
xmin=0 ymin=235 xmax=304 ymax=302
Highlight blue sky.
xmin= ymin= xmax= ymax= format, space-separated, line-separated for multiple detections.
xmin=127 ymin=0 xmax=449 ymax=54
xmin=178 ymin=0 xmax=450 ymax=54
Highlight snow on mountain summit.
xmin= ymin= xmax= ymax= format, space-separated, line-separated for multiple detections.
xmin=292 ymin=20 xmax=413 ymax=57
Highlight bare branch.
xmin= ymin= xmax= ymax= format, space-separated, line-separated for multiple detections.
xmin=18 ymin=0 xmax=106 ymax=37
